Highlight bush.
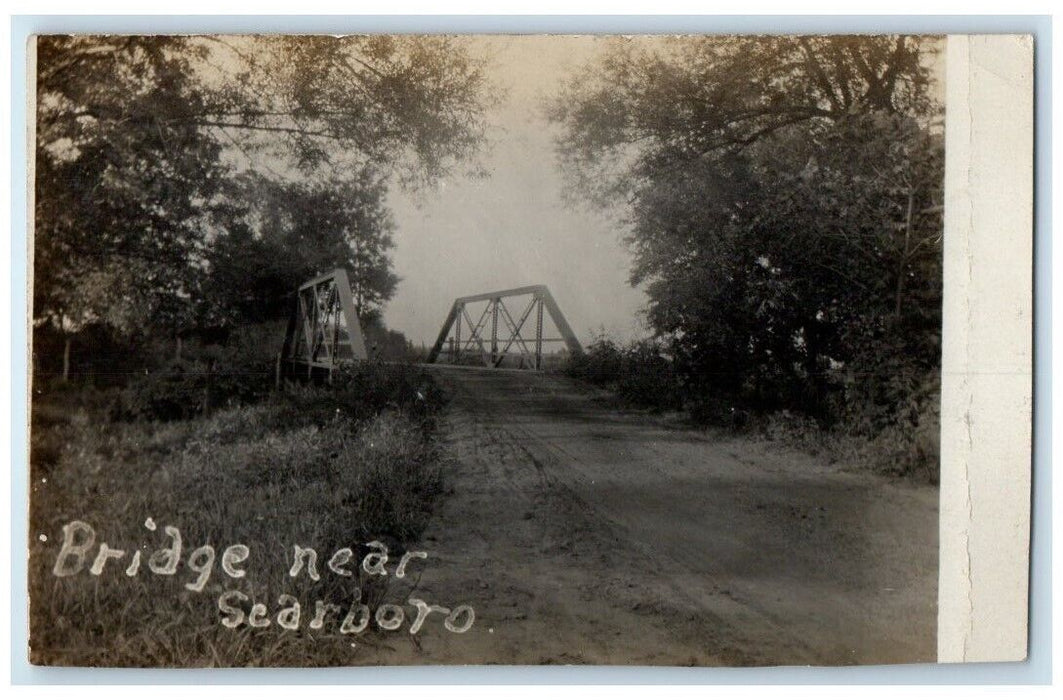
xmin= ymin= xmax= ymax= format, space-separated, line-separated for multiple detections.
xmin=330 ymin=362 xmax=446 ymax=420
xmin=112 ymin=354 xmax=274 ymax=422
xmin=566 ymin=334 xmax=682 ymax=412
xmin=274 ymin=362 xmax=446 ymax=431
xmin=567 ymin=335 xmax=625 ymax=384
xmin=111 ymin=360 xmax=212 ymax=421
xmin=758 ymin=380 xmax=940 ymax=483
xmin=686 ymin=396 xmax=742 ymax=428
xmin=762 ymin=410 xmax=825 ymax=454
xmin=820 ymin=365 xmax=941 ymax=480
xmin=567 ymin=332 xmax=940 ymax=481
xmin=850 ymin=383 xmax=940 ymax=481
xmin=106 ymin=321 xmax=290 ymax=422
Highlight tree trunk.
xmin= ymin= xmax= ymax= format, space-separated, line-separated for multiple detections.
xmin=894 ymin=188 xmax=916 ymax=318
xmin=61 ymin=335 xmax=71 ymax=383
xmin=175 ymin=335 xmax=183 ymax=362
xmin=201 ymin=360 xmax=213 ymax=417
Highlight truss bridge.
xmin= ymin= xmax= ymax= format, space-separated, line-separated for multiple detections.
xmin=280 ymin=268 xmax=368 ymax=381
xmin=426 ymin=285 xmax=582 ymax=370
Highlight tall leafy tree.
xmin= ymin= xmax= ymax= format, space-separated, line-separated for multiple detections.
xmin=550 ymin=36 xmax=944 ymax=424
xmin=200 ymin=35 xmax=492 ymax=186
xmin=35 ymin=37 xmax=225 ymax=377
xmin=201 ymin=171 xmax=399 ymax=327
xmin=33 ymin=35 xmax=493 ymax=378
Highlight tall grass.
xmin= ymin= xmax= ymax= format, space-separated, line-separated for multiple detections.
xmin=29 ymin=364 xmax=452 ymax=666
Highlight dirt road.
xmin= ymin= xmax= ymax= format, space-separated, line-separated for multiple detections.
xmin=382 ymin=366 xmax=938 ymax=667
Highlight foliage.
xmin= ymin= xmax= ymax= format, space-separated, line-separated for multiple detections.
xmin=550 ymin=36 xmax=944 ymax=451
xmin=33 ymin=35 xmax=493 ymax=361
xmin=566 ymin=334 xmax=682 ymax=412
xmin=200 ymin=171 xmax=399 ymax=327
xmin=202 ymin=35 xmax=494 ymax=186
xmin=551 ymin=35 xmax=939 ymax=205
xmin=313 ymin=362 xmax=447 ymax=428
xmin=102 ymin=322 xmax=275 ymax=421
xmin=111 ymin=357 xmax=273 ymax=423
xmin=35 ymin=37 xmax=225 ymax=340
xmin=112 ymin=360 xmax=215 ymax=422
xmin=834 ymin=372 xmax=941 ymax=481
xmin=362 ymin=316 xmax=418 ymax=361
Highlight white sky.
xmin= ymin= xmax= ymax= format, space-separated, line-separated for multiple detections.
xmin=383 ymin=36 xmax=650 ymax=347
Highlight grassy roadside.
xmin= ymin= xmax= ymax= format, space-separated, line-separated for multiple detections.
xmin=28 ymin=363 xmax=455 ymax=667
xmin=565 ymin=337 xmax=940 ymax=483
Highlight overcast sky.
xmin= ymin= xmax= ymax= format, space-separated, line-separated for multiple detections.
xmin=384 ymin=36 xmax=649 ymax=347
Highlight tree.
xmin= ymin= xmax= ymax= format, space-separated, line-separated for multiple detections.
xmin=551 ymin=36 xmax=936 ymax=198
xmin=198 ymin=35 xmax=493 ymax=186
xmin=550 ymin=36 xmax=944 ymax=425
xmin=34 ymin=36 xmax=226 ymax=378
xmin=33 ymin=35 xmax=493 ymax=378
xmin=200 ymin=171 xmax=399 ymax=328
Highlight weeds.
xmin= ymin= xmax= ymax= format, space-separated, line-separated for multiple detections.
xmin=29 ymin=363 xmax=451 ymax=666
xmin=566 ymin=332 xmax=940 ymax=483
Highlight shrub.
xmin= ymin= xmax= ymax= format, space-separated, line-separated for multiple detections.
xmin=567 ymin=335 xmax=625 ymax=385
xmin=686 ymin=396 xmax=742 ymax=428
xmin=761 ymin=410 xmax=825 ymax=454
xmin=853 ymin=383 xmax=940 ymax=482
xmin=758 ymin=379 xmax=940 ymax=482
xmin=112 ymin=355 xmax=274 ymax=422
xmin=330 ymin=362 xmax=446 ymax=421
xmin=112 ymin=360 xmax=212 ymax=421
xmin=274 ymin=362 xmax=446 ymax=431
xmin=566 ymin=334 xmax=682 ymax=412
xmin=102 ymin=321 xmax=280 ymax=422
xmin=568 ymin=332 xmax=940 ymax=481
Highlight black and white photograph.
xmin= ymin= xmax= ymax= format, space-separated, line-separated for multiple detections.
xmin=24 ymin=32 xmax=1008 ymax=669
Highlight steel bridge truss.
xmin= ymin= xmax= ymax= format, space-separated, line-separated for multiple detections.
xmin=280 ymin=268 xmax=368 ymax=380
xmin=427 ymin=285 xmax=583 ymax=370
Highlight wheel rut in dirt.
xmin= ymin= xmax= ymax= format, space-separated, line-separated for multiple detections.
xmin=411 ymin=365 xmax=938 ymax=666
